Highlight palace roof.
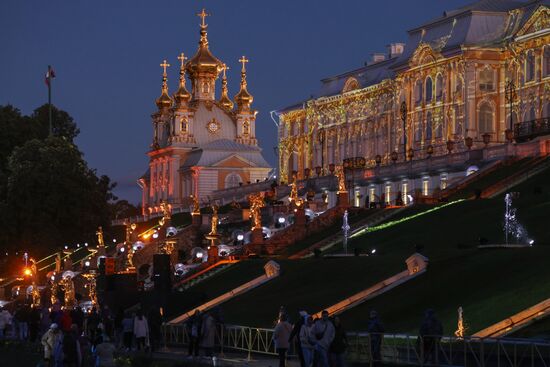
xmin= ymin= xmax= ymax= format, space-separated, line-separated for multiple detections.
xmin=181 ymin=139 xmax=271 ymax=168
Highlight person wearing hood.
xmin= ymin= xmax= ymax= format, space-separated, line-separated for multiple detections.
xmin=41 ymin=323 xmax=63 ymax=365
xmin=288 ymin=311 xmax=307 ymax=367
xmin=299 ymin=316 xmax=315 ymax=367
xmin=312 ymin=310 xmax=335 ymax=367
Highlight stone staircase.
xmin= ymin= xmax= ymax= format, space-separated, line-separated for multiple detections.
xmin=293 ymin=206 xmax=408 ymax=259
xmin=481 ymin=156 xmax=550 ymax=198
xmin=173 ymin=260 xmax=238 ymax=291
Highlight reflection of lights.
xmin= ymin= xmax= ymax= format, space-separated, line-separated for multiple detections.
xmin=278 ymin=217 xmax=286 ymax=224
xmin=236 ymin=234 xmax=244 ymax=241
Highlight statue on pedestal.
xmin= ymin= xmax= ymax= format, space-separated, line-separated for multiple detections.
xmin=191 ymin=195 xmax=200 ymax=215
xmin=336 ymin=166 xmax=347 ymax=194
xmin=60 ymin=274 xmax=76 ymax=309
xmin=209 ymin=204 xmax=219 ymax=236
xmin=249 ymin=192 xmax=264 ymax=230
xmin=96 ymin=226 xmax=105 ymax=248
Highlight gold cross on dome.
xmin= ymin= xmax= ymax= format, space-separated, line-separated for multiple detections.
xmin=197 ymin=8 xmax=210 ymax=27
xmin=177 ymin=53 xmax=187 ymax=68
xmin=222 ymin=63 xmax=229 ymax=77
xmin=160 ymin=59 xmax=170 ymax=75
xmin=239 ymin=56 xmax=249 ymax=72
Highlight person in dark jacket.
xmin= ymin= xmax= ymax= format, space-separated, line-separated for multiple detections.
xmin=419 ymin=309 xmax=443 ymax=364
xmin=288 ymin=311 xmax=307 ymax=367
xmin=329 ymin=316 xmax=348 ymax=367
xmin=148 ymin=307 xmax=163 ymax=352
xmin=63 ymin=324 xmax=82 ymax=367
xmin=187 ymin=310 xmax=202 ymax=357
xmin=367 ymin=310 xmax=385 ymax=363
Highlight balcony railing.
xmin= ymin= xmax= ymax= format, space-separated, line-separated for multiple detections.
xmin=514 ymin=117 xmax=550 ymax=142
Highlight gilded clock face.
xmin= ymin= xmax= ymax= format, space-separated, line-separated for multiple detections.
xmin=207 ymin=118 xmax=220 ymax=133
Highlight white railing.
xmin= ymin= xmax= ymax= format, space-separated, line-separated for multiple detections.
xmin=162 ymin=324 xmax=550 ymax=367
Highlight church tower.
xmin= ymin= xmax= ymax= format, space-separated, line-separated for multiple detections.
xmin=171 ymin=52 xmax=195 ymax=144
xmin=234 ymin=56 xmax=258 ymax=146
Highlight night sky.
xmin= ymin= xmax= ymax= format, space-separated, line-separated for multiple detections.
xmin=1 ymin=0 xmax=470 ymax=204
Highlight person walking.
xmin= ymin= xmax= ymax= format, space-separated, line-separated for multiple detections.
xmin=273 ymin=313 xmax=293 ymax=367
xmin=312 ymin=310 xmax=335 ymax=367
xmin=187 ymin=310 xmax=202 ymax=357
xmin=63 ymin=324 xmax=82 ymax=367
xmin=419 ymin=309 xmax=443 ymax=365
xmin=121 ymin=312 xmax=134 ymax=351
xmin=133 ymin=310 xmax=149 ymax=351
xmin=288 ymin=311 xmax=307 ymax=367
xmin=148 ymin=307 xmax=162 ymax=352
xmin=29 ymin=305 xmax=41 ymax=342
xmin=367 ymin=310 xmax=384 ymax=363
xmin=329 ymin=316 xmax=347 ymax=367
xmin=95 ymin=335 xmax=117 ymax=367
xmin=41 ymin=323 xmax=63 ymax=367
xmin=0 ymin=306 xmax=13 ymax=339
xmin=201 ymin=311 xmax=216 ymax=357
xmin=299 ymin=316 xmax=315 ymax=367
xmin=15 ymin=304 xmax=30 ymax=341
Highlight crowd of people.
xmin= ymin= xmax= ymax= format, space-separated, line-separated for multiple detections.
xmin=271 ymin=307 xmax=443 ymax=367
xmin=0 ymin=303 xmax=164 ymax=367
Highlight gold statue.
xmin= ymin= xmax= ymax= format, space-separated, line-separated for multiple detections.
xmin=209 ymin=204 xmax=219 ymax=236
xmin=82 ymin=273 xmax=98 ymax=307
xmin=96 ymin=226 xmax=105 ymax=247
xmin=248 ymin=192 xmax=264 ymax=230
xmin=30 ymin=258 xmax=38 ymax=279
xmin=289 ymin=172 xmax=298 ymax=203
xmin=160 ymin=200 xmax=172 ymax=220
xmin=124 ymin=221 xmax=136 ymax=269
xmin=336 ymin=166 xmax=347 ymax=193
xmin=55 ymin=253 xmax=62 ymax=273
xmin=31 ymin=282 xmax=41 ymax=307
xmin=191 ymin=195 xmax=200 ymax=215
xmin=60 ymin=275 xmax=76 ymax=309
xmin=50 ymin=278 xmax=58 ymax=306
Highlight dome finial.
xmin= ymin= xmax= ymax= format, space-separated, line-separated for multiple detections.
xmin=219 ymin=63 xmax=234 ymax=110
xmin=156 ymin=59 xmax=173 ymax=109
xmin=197 ymin=8 xmax=211 ymax=48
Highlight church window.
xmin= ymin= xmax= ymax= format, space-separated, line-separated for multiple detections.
xmin=544 ymin=46 xmax=550 ymax=77
xmin=180 ymin=117 xmax=188 ymax=132
xmin=425 ymin=112 xmax=433 ymax=142
xmin=479 ymin=68 xmax=494 ymax=91
xmin=436 ymin=74 xmax=443 ymax=101
xmin=525 ymin=50 xmax=535 ymax=82
xmin=425 ymin=77 xmax=433 ymax=103
xmin=202 ymin=81 xmax=210 ymax=93
xmin=478 ymin=102 xmax=494 ymax=134
xmin=243 ymin=120 xmax=250 ymax=136
xmin=414 ymin=80 xmax=423 ymax=106
xmin=225 ymin=173 xmax=242 ymax=189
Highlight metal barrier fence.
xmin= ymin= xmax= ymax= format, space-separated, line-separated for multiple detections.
xmin=163 ymin=323 xmax=550 ymax=367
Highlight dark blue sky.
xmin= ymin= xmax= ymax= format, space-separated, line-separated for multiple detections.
xmin=1 ymin=0 xmax=469 ymax=204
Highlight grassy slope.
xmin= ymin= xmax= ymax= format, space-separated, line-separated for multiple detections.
xmin=338 ymin=167 xmax=550 ymax=334
xmin=219 ymin=257 xmax=404 ymax=327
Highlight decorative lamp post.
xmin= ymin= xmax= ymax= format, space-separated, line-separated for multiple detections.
xmin=315 ymin=166 xmax=322 ymax=177
xmin=375 ymin=155 xmax=382 ymax=166
xmin=407 ymin=148 xmax=414 ymax=160
xmin=482 ymin=133 xmax=491 ymax=147
xmin=391 ymin=151 xmax=398 ymax=163
xmin=465 ymin=136 xmax=473 ymax=150
xmin=400 ymin=101 xmax=407 ymax=161
xmin=446 ymin=140 xmax=455 ymax=154
xmin=426 ymin=145 xmax=434 ymax=157
xmin=328 ymin=163 xmax=335 ymax=174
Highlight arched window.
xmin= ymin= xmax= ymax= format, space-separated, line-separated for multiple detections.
xmin=342 ymin=77 xmax=359 ymax=93
xmin=479 ymin=68 xmax=494 ymax=91
xmin=436 ymin=74 xmax=444 ymax=101
xmin=478 ymin=103 xmax=494 ymax=134
xmin=415 ymin=80 xmax=423 ymax=106
xmin=180 ymin=117 xmax=188 ymax=132
xmin=415 ymin=119 xmax=422 ymax=142
xmin=544 ymin=46 xmax=550 ymax=77
xmin=526 ymin=50 xmax=535 ymax=82
xmin=425 ymin=77 xmax=433 ymax=103
xmin=435 ymin=119 xmax=443 ymax=139
xmin=455 ymin=76 xmax=463 ymax=94
xmin=544 ymin=101 xmax=550 ymax=118
xmin=425 ymin=112 xmax=433 ymax=142
xmin=525 ymin=106 xmax=536 ymax=122
xmin=243 ymin=120 xmax=250 ymax=136
xmin=225 ymin=173 xmax=242 ymax=189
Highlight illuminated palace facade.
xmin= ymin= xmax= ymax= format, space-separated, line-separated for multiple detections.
xmin=138 ymin=11 xmax=271 ymax=214
xmin=276 ymin=0 xmax=549 ymax=204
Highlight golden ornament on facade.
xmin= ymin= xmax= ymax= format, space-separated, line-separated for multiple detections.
xmin=248 ymin=192 xmax=264 ymax=230
xmin=209 ymin=203 xmax=219 ymax=236
xmin=336 ymin=165 xmax=347 ymax=194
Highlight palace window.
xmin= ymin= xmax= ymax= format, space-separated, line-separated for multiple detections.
xmin=425 ymin=112 xmax=433 ymax=142
xmin=526 ymin=50 xmax=535 ymax=82
xmin=369 ymin=187 xmax=376 ymax=204
xmin=479 ymin=68 xmax=494 ymax=91
xmin=225 ymin=173 xmax=242 ymax=189
xmin=478 ymin=102 xmax=494 ymax=133
xmin=455 ymin=76 xmax=463 ymax=95
xmin=435 ymin=119 xmax=443 ymax=139
xmin=525 ymin=106 xmax=536 ymax=122
xmin=415 ymin=119 xmax=422 ymax=142
xmin=415 ymin=80 xmax=423 ymax=106
xmin=422 ymin=178 xmax=429 ymax=196
xmin=544 ymin=46 xmax=550 ymax=77
xmin=436 ymin=74 xmax=444 ymax=102
xmin=425 ymin=77 xmax=433 ymax=103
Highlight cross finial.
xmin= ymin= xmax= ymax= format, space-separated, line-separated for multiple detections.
xmin=177 ymin=53 xmax=187 ymax=68
xmin=239 ymin=56 xmax=249 ymax=72
xmin=160 ymin=59 xmax=170 ymax=75
xmin=197 ymin=8 xmax=210 ymax=28
xmin=222 ymin=63 xmax=229 ymax=78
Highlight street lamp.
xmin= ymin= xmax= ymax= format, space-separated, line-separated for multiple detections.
xmin=400 ymin=101 xmax=407 ymax=161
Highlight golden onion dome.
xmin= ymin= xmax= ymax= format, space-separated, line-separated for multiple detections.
xmin=156 ymin=91 xmax=173 ymax=110
xmin=174 ymin=84 xmax=191 ymax=105
xmin=185 ymin=24 xmax=223 ymax=80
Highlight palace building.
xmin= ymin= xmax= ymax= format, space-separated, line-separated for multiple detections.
xmin=275 ymin=0 xmax=550 ymax=205
xmin=139 ymin=10 xmax=271 ymax=214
